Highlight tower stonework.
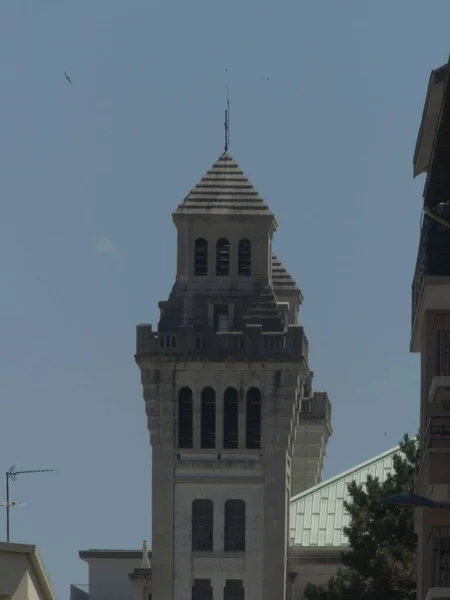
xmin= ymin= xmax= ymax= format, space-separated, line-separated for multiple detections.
xmin=135 ymin=152 xmax=332 ymax=600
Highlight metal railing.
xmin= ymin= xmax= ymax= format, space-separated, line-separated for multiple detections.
xmin=424 ymin=416 xmax=450 ymax=450
xmin=412 ymin=204 xmax=450 ymax=329
xmin=430 ymin=527 xmax=450 ymax=588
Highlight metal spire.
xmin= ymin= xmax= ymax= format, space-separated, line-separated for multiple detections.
xmin=224 ymin=86 xmax=230 ymax=153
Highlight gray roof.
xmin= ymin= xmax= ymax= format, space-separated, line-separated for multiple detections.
xmin=271 ymin=255 xmax=301 ymax=296
xmin=79 ymin=549 xmax=144 ymax=560
xmin=174 ymin=152 xmax=275 ymax=218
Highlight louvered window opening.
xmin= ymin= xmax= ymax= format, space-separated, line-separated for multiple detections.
xmin=224 ymin=500 xmax=246 ymax=551
xmin=178 ymin=387 xmax=193 ymax=449
xmin=195 ymin=238 xmax=208 ymax=276
xmin=192 ymin=500 xmax=213 ymax=551
xmin=246 ymin=388 xmax=261 ymax=449
xmin=201 ymin=387 xmax=216 ymax=449
xmin=216 ymin=239 xmax=230 ymax=276
xmin=223 ymin=388 xmax=239 ymax=449
xmin=238 ymin=239 xmax=251 ymax=276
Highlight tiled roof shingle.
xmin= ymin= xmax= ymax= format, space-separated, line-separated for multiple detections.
xmin=175 ymin=152 xmax=274 ymax=217
xmin=271 ymin=255 xmax=301 ymax=295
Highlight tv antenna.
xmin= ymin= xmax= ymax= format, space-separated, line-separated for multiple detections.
xmin=5 ymin=466 xmax=53 ymax=542
xmin=224 ymin=85 xmax=230 ymax=152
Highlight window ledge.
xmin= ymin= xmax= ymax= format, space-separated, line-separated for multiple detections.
xmin=192 ymin=551 xmax=245 ymax=559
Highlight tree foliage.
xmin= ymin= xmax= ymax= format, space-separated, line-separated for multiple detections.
xmin=303 ymin=434 xmax=417 ymax=600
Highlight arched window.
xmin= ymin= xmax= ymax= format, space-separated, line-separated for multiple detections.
xmin=178 ymin=387 xmax=193 ymax=449
xmin=216 ymin=238 xmax=230 ymax=276
xmin=194 ymin=238 xmax=208 ymax=276
xmin=238 ymin=239 xmax=251 ymax=276
xmin=201 ymin=387 xmax=216 ymax=449
xmin=223 ymin=388 xmax=239 ymax=449
xmin=246 ymin=388 xmax=261 ymax=449
xmin=192 ymin=499 xmax=213 ymax=551
xmin=224 ymin=500 xmax=245 ymax=551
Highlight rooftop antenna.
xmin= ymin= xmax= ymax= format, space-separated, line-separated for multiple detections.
xmin=224 ymin=85 xmax=230 ymax=153
xmin=5 ymin=466 xmax=53 ymax=542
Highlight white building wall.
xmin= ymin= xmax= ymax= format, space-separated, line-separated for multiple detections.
xmin=87 ymin=560 xmax=140 ymax=600
xmin=174 ymin=482 xmax=264 ymax=600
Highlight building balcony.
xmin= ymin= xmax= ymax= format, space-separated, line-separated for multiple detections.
xmin=135 ymin=324 xmax=309 ymax=363
xmin=426 ymin=527 xmax=450 ymax=600
xmin=411 ymin=205 xmax=450 ymax=351
xmin=425 ymin=417 xmax=450 ymax=450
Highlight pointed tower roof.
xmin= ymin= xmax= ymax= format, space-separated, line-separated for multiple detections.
xmin=174 ymin=152 xmax=276 ymax=221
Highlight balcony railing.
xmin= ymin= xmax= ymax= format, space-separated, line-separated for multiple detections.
xmin=425 ymin=416 xmax=450 ymax=450
xmin=412 ymin=204 xmax=450 ymax=329
xmin=70 ymin=585 xmax=137 ymax=600
xmin=430 ymin=527 xmax=450 ymax=588
xmin=136 ymin=324 xmax=309 ymax=362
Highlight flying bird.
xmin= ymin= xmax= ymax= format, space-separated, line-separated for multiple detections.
xmin=64 ymin=72 xmax=72 ymax=84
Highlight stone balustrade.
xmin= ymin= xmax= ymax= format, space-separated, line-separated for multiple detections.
xmin=136 ymin=324 xmax=308 ymax=362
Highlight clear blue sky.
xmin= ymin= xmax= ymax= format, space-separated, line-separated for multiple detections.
xmin=0 ymin=0 xmax=447 ymax=597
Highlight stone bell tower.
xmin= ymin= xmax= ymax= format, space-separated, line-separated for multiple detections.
xmin=135 ymin=152 xmax=331 ymax=600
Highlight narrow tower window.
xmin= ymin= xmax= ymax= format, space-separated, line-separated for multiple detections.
xmin=178 ymin=387 xmax=193 ymax=449
xmin=224 ymin=500 xmax=246 ymax=551
xmin=192 ymin=500 xmax=213 ymax=551
xmin=223 ymin=388 xmax=239 ymax=449
xmin=224 ymin=580 xmax=245 ymax=600
xmin=246 ymin=388 xmax=261 ymax=449
xmin=201 ymin=387 xmax=216 ymax=449
xmin=194 ymin=238 xmax=208 ymax=276
xmin=216 ymin=238 xmax=230 ymax=276
xmin=238 ymin=239 xmax=251 ymax=276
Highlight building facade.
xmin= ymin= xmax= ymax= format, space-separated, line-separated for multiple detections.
xmin=412 ymin=58 xmax=450 ymax=600
xmin=71 ymin=446 xmax=402 ymax=600
xmin=134 ymin=151 xmax=331 ymax=600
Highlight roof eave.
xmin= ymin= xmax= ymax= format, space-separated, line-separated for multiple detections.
xmin=290 ymin=444 xmax=401 ymax=504
xmin=413 ymin=64 xmax=447 ymax=178
xmin=79 ymin=549 xmax=144 ymax=561
xmin=0 ymin=543 xmax=56 ymax=600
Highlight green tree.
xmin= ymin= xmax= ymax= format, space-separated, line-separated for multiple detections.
xmin=303 ymin=434 xmax=417 ymax=600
